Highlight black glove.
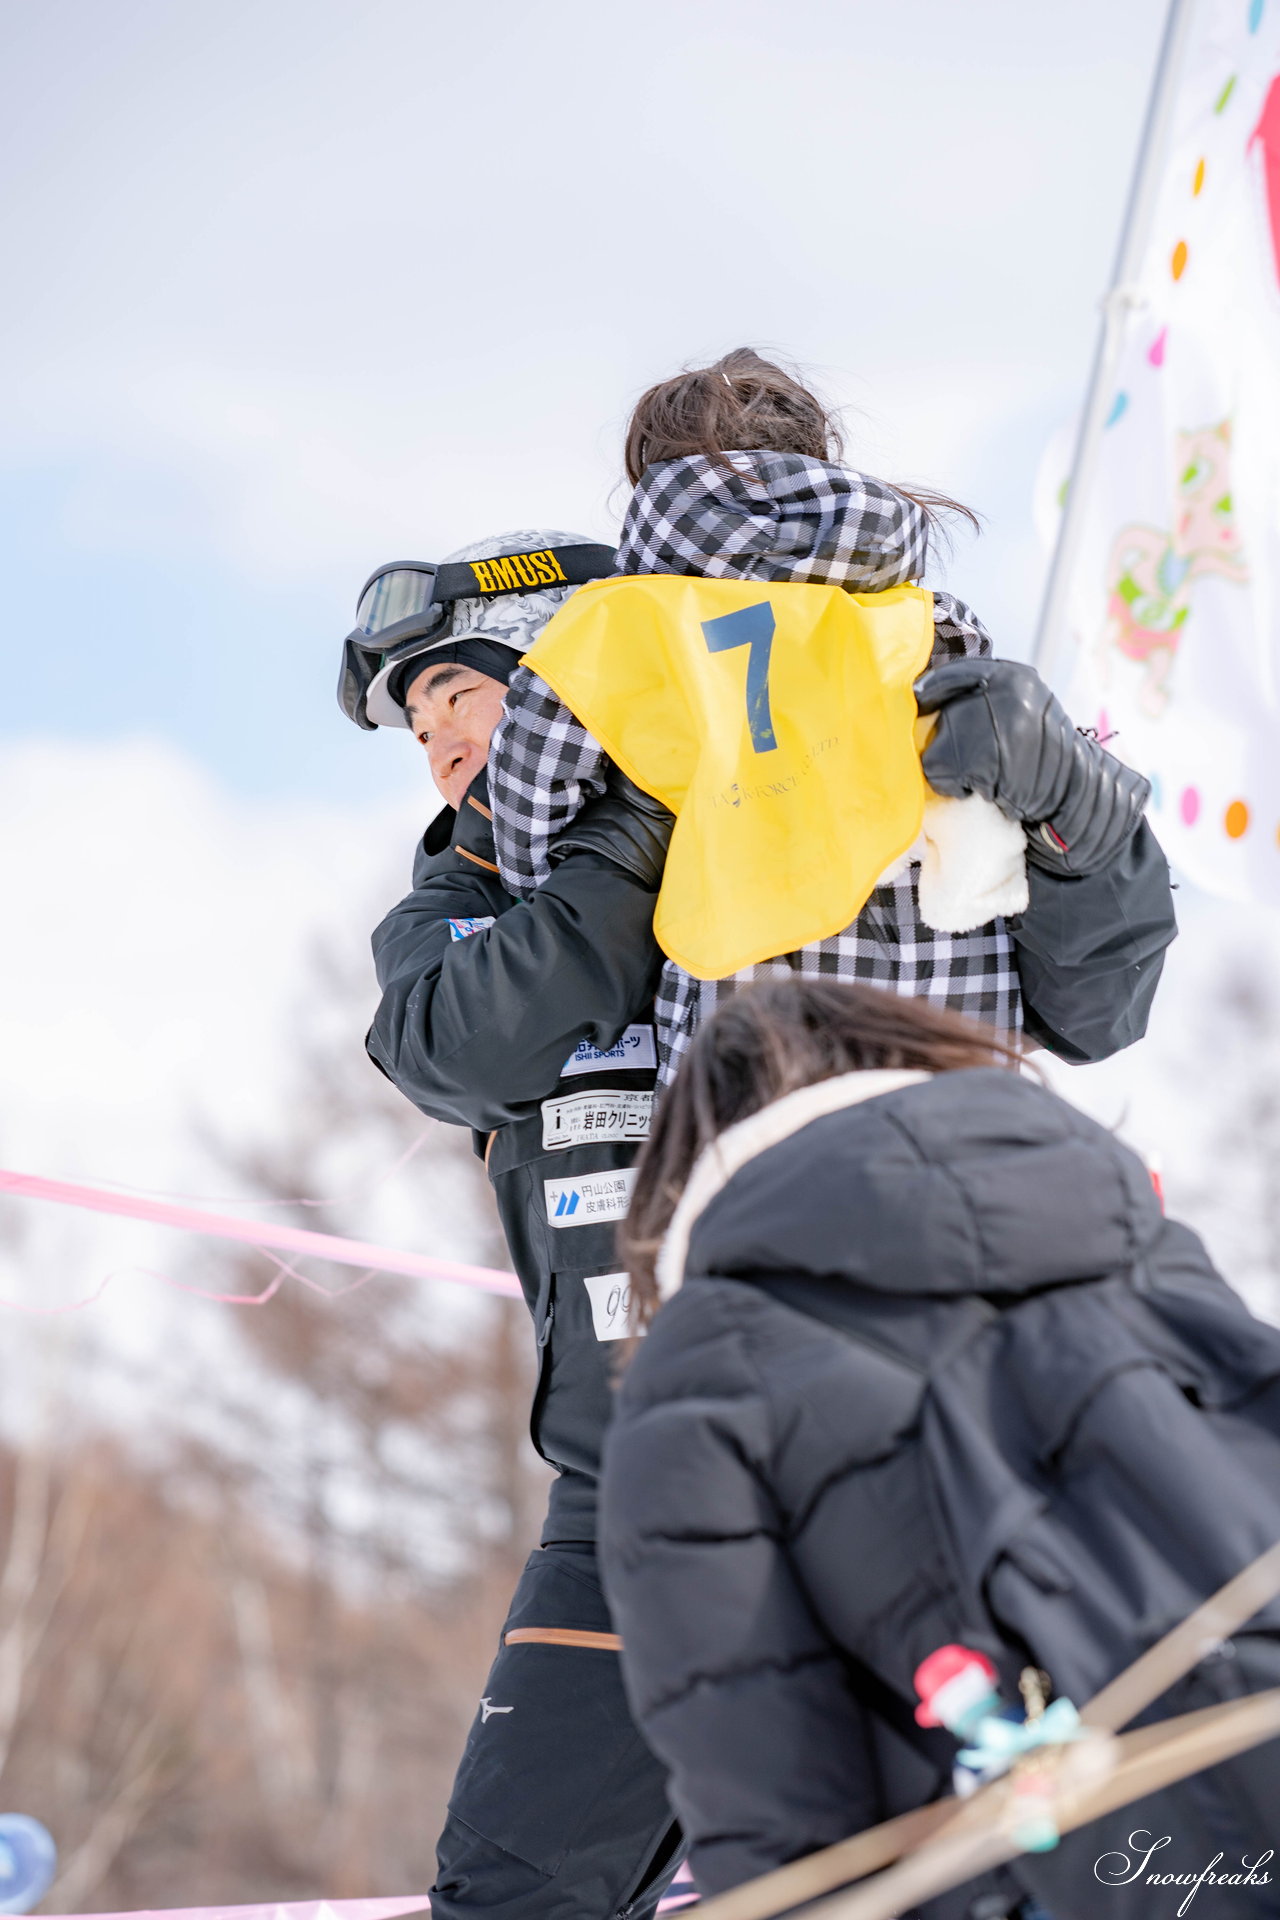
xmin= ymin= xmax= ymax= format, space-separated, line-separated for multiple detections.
xmin=547 ymin=768 xmax=674 ymax=892
xmin=914 ymin=658 xmax=1150 ymax=877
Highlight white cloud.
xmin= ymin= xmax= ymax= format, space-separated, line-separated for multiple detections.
xmin=0 ymin=736 xmax=425 ymax=1181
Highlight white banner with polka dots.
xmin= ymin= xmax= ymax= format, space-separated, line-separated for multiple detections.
xmin=1056 ymin=0 xmax=1280 ymax=901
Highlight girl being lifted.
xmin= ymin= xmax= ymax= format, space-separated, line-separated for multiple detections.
xmin=487 ymin=348 xmax=1175 ymax=1081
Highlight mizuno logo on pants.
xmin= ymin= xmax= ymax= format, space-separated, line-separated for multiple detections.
xmin=480 ymin=1697 xmax=513 ymax=1722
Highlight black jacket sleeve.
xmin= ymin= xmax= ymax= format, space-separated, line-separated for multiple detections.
xmin=1009 ymin=819 xmax=1176 ymax=1065
xmin=368 ymin=838 xmax=665 ymax=1132
xmin=599 ymin=1342 xmax=887 ymax=1893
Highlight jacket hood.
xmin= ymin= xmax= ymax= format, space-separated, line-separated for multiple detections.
xmin=616 ymin=452 xmax=928 ymax=592
xmin=675 ymin=1069 xmax=1164 ymax=1301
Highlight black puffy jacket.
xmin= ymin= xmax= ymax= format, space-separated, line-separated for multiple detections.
xmin=599 ymin=1070 xmax=1280 ymax=1918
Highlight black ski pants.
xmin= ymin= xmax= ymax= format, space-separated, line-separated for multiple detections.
xmin=432 ymin=1481 xmax=681 ymax=1920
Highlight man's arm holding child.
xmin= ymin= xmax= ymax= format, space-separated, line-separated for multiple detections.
xmin=917 ymin=655 xmax=1176 ymax=1062
xmin=368 ymin=779 xmax=667 ymax=1131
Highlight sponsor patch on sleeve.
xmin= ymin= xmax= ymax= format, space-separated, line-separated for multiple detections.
xmin=447 ymin=916 xmax=496 ymax=941
xmin=544 ymin=1166 xmax=638 ymax=1227
xmin=583 ymin=1271 xmax=639 ymax=1342
xmin=541 ymin=1089 xmax=653 ymax=1151
xmin=561 ymin=1024 xmax=658 ymax=1077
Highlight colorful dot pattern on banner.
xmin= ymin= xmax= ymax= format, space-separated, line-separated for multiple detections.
xmin=1149 ymin=781 xmax=1280 ymax=847
xmin=1123 ymin=7 xmax=1278 ymax=861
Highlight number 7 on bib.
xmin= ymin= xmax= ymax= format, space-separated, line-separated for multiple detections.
xmin=702 ymin=601 xmax=778 ymax=753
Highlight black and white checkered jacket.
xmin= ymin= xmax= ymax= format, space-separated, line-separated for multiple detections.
xmin=489 ymin=452 xmax=1021 ymax=1082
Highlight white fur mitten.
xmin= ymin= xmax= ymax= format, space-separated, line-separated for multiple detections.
xmin=916 ymin=790 xmax=1029 ymax=933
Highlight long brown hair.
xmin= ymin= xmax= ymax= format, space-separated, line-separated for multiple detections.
xmin=620 ymin=979 xmax=1024 ymax=1325
xmin=623 ymin=347 xmax=979 ymax=538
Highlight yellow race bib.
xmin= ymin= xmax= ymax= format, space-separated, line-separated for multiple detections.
xmin=523 ymin=575 xmax=934 ymax=979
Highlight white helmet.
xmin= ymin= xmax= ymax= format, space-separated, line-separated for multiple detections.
xmin=342 ymin=529 xmax=615 ymax=731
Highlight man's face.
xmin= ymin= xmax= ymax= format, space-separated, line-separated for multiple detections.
xmin=404 ymin=660 xmax=507 ymax=809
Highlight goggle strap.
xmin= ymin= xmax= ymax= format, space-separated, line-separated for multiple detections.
xmin=431 ymin=544 xmax=616 ymax=604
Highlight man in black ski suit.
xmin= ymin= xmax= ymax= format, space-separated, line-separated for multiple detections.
xmin=340 ymin=528 xmax=1178 ymax=1920
xmin=346 ymin=532 xmax=683 ymax=1920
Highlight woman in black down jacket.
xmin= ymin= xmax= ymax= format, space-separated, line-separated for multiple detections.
xmin=598 ymin=979 xmax=1280 ymax=1920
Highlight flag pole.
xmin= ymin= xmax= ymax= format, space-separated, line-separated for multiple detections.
xmin=1032 ymin=0 xmax=1197 ymax=685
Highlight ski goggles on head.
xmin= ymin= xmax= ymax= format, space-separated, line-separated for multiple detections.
xmin=338 ymin=544 xmax=617 ymax=730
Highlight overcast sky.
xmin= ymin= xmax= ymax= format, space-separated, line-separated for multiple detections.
xmin=2 ymin=0 xmax=1170 ymax=801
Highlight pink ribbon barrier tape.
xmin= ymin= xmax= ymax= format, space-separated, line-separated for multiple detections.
xmin=48 ymin=1902 xmax=432 ymax=1920
xmin=48 ymin=1894 xmax=693 ymax=1919
xmin=0 ymin=1168 xmax=521 ymax=1300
